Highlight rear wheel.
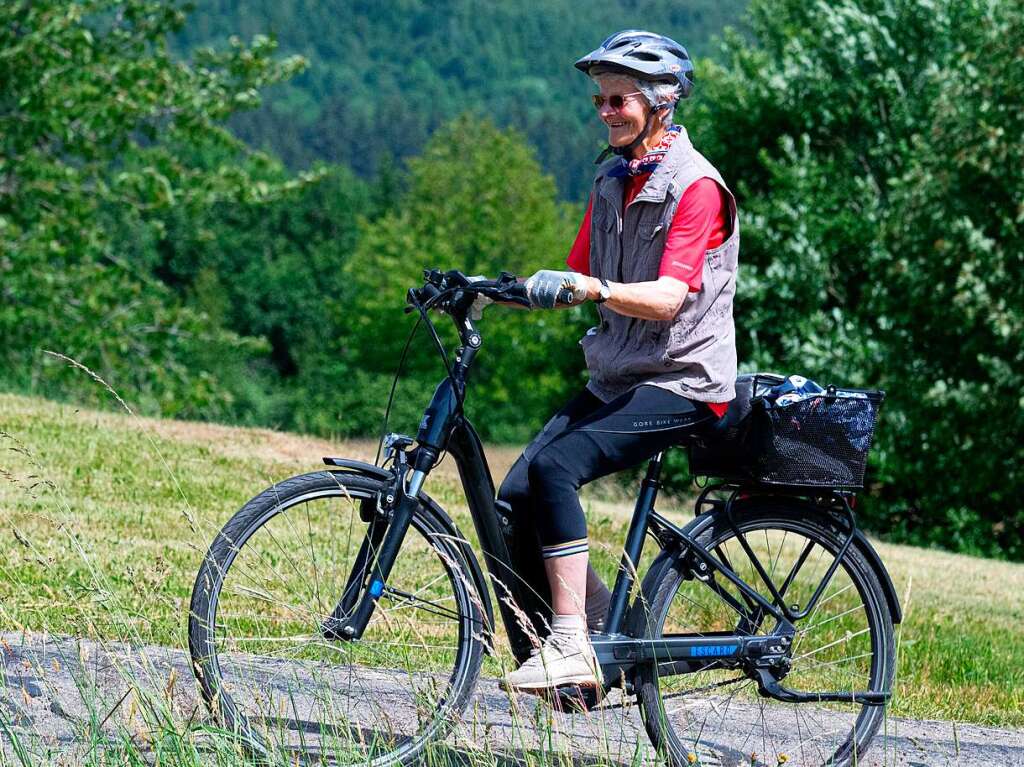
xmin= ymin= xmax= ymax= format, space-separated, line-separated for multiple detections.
xmin=635 ymin=501 xmax=895 ymax=767
xmin=188 ymin=471 xmax=485 ymax=766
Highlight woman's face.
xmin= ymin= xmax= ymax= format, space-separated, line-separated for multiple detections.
xmin=595 ymin=76 xmax=650 ymax=148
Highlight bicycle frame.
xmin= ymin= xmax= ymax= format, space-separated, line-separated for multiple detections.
xmin=322 ymin=376 xmax=888 ymax=706
xmin=319 ymin=281 xmax=891 ymax=706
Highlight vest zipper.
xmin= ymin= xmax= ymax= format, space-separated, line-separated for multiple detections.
xmin=617 ymin=213 xmax=624 ymax=282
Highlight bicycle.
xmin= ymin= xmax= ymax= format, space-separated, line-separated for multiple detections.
xmin=188 ymin=269 xmax=901 ymax=767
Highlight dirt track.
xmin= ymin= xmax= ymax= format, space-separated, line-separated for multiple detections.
xmin=1 ymin=632 xmax=1021 ymax=766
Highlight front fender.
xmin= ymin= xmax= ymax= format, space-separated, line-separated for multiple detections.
xmin=324 ymin=460 xmax=497 ymax=650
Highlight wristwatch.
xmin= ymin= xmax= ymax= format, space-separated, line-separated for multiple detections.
xmin=595 ymin=277 xmax=612 ymax=304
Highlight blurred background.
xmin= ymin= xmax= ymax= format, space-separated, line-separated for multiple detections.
xmin=2 ymin=0 xmax=1021 ymax=561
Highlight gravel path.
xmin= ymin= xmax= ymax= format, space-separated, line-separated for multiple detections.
xmin=0 ymin=632 xmax=1021 ymax=766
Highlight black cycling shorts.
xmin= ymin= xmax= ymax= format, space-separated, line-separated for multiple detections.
xmin=497 ymin=385 xmax=717 ymax=557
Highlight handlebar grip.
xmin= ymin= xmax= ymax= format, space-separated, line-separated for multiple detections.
xmin=498 ymin=281 xmax=530 ymax=306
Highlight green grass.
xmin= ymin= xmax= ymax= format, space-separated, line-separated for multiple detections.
xmin=1 ymin=390 xmax=1022 ymax=733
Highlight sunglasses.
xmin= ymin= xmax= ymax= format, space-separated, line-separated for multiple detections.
xmin=591 ymin=91 xmax=644 ymax=111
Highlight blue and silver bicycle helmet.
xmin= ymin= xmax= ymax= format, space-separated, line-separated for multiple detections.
xmin=576 ymin=30 xmax=695 ymax=161
xmin=575 ymin=30 xmax=695 ymax=100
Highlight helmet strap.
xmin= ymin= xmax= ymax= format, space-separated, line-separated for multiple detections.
xmin=593 ymin=104 xmax=669 ymax=165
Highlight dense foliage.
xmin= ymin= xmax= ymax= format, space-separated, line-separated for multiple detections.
xmin=173 ymin=0 xmax=747 ymax=199
xmin=688 ymin=0 xmax=1023 ymax=557
xmin=4 ymin=0 xmax=1021 ymax=559
xmin=0 ymin=0 xmax=311 ymax=416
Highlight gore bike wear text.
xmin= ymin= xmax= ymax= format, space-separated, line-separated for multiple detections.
xmin=498 ymin=386 xmax=715 ymax=558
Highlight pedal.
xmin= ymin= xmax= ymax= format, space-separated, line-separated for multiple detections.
xmin=545 ymin=683 xmax=606 ymax=713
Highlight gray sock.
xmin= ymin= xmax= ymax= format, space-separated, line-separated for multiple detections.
xmin=551 ymin=613 xmax=586 ymax=636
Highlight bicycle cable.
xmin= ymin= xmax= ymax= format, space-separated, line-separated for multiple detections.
xmin=374 ymin=285 xmax=464 ymax=467
xmin=374 ymin=310 xmax=424 ymax=467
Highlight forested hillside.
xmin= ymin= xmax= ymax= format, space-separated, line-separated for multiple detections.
xmin=173 ymin=0 xmax=747 ymax=198
xmin=4 ymin=0 xmax=1021 ymax=560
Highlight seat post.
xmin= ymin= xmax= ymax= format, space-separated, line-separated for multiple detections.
xmin=603 ymin=452 xmax=664 ymax=634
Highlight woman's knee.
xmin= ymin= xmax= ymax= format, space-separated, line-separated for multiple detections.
xmin=527 ymin=444 xmax=580 ymax=496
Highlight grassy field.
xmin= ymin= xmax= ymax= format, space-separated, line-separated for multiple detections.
xmin=1 ymin=391 xmax=1022 ymax=730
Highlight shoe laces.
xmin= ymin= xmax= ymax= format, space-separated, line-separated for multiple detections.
xmin=542 ymin=630 xmax=589 ymax=661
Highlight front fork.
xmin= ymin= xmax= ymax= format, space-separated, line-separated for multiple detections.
xmin=321 ymin=439 xmax=427 ymax=641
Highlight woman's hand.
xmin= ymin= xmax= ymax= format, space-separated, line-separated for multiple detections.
xmin=523 ymin=269 xmax=689 ymax=320
xmin=524 ymin=270 xmax=590 ymax=308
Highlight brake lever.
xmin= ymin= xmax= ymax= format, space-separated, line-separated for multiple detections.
xmin=493 ymin=278 xmax=530 ymax=307
xmin=444 ymin=269 xmax=470 ymax=288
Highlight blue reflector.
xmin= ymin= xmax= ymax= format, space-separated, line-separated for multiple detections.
xmin=369 ymin=579 xmax=384 ymax=598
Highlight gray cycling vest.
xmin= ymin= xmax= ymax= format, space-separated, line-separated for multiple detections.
xmin=581 ymin=126 xmax=739 ymax=404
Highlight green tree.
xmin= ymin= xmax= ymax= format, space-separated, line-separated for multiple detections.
xmin=878 ymin=2 xmax=1023 ymax=556
xmin=689 ymin=0 xmax=1023 ymax=557
xmin=147 ymin=160 xmax=374 ymax=427
xmin=0 ymin=0 xmax=309 ymax=416
xmin=173 ymin=0 xmax=749 ymax=199
xmin=326 ymin=116 xmax=588 ymax=442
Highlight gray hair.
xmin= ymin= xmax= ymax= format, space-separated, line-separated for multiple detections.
xmin=591 ymin=71 xmax=680 ymax=128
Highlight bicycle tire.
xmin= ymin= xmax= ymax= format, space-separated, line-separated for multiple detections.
xmin=188 ymin=470 xmax=485 ymax=766
xmin=634 ymin=500 xmax=895 ymax=767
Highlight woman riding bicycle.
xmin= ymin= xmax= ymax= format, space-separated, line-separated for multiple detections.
xmin=500 ymin=29 xmax=740 ymax=694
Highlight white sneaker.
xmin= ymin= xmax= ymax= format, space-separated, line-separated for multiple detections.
xmin=502 ymin=619 xmax=602 ymax=693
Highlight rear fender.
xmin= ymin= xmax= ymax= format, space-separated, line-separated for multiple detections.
xmin=852 ymin=528 xmax=902 ymax=624
xmin=323 ymin=460 xmax=497 ymax=650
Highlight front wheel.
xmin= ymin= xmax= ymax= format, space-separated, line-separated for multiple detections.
xmin=188 ymin=470 xmax=485 ymax=766
xmin=635 ymin=501 xmax=895 ymax=767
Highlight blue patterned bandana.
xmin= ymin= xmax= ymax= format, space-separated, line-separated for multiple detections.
xmin=607 ymin=125 xmax=683 ymax=178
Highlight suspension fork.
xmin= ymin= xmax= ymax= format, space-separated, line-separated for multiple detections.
xmin=320 ymin=457 xmax=428 ymax=641
xmin=321 ymin=378 xmax=460 ymax=641
xmin=321 ymin=514 xmax=387 ymax=638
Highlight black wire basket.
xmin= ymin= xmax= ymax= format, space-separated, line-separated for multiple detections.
xmin=690 ymin=375 xmax=885 ymax=490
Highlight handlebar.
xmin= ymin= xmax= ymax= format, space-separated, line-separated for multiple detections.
xmin=404 ymin=269 xmax=530 ymax=395
xmin=406 ymin=269 xmax=531 ymax=315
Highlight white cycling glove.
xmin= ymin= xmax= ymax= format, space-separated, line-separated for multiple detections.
xmin=523 ymin=270 xmax=589 ymax=309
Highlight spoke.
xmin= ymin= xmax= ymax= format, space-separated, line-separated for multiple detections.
xmin=657 ymin=674 xmax=747 ymax=702
xmin=791 ymin=627 xmax=870 ymax=661
xmin=378 ymin=569 xmax=452 ymax=608
xmin=223 ymin=632 xmax=320 ymax=645
xmin=792 ymin=578 xmax=854 ymax=655
xmin=799 ymin=650 xmax=875 ymax=672
xmin=809 ymin=581 xmax=855 ymax=612
xmin=380 ymin=587 xmax=465 ymax=623
xmin=797 ymin=603 xmax=863 ymax=637
xmin=212 ymin=496 xmax=370 ymax=630
xmin=304 ymin=501 xmax=326 ymax=616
